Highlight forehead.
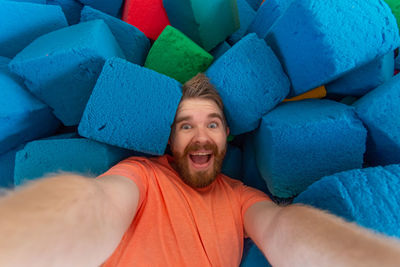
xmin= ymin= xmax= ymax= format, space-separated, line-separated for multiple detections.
xmin=176 ymin=98 xmax=223 ymax=118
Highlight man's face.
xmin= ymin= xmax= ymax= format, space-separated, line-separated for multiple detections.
xmin=169 ymin=98 xmax=229 ymax=188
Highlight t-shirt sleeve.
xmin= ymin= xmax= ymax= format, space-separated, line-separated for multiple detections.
xmin=98 ymin=157 xmax=149 ymax=208
xmin=239 ymin=184 xmax=271 ymax=221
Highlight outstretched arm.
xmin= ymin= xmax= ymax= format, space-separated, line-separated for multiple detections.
xmin=244 ymin=201 xmax=400 ymax=267
xmin=0 ymin=173 xmax=139 ymax=267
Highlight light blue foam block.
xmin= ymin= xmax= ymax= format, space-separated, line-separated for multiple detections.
xmin=265 ymin=0 xmax=400 ymax=96
xmin=78 ymin=0 xmax=123 ymax=17
xmin=80 ymin=6 xmax=150 ymax=65
xmin=9 ymin=19 xmax=125 ymax=126
xmin=246 ymin=0 xmax=293 ymax=40
xmin=254 ymin=99 xmax=367 ymax=198
xmin=13 ymin=136 xmax=133 ymax=186
xmin=0 ymin=1 xmax=68 ymax=58
xmin=294 ymin=164 xmax=400 ymax=238
xmin=221 ymin=144 xmax=242 ymax=180
xmin=47 ymin=0 xmax=84 ymax=25
xmin=227 ymin=0 xmax=256 ymax=45
xmin=209 ymin=41 xmax=231 ymax=60
xmin=353 ymin=74 xmax=400 ymax=166
xmin=206 ymin=33 xmax=290 ymax=135
xmin=78 ymin=57 xmax=182 ymax=155
xmin=0 ymin=58 xmax=60 ymax=155
xmin=326 ymin=52 xmax=395 ymax=96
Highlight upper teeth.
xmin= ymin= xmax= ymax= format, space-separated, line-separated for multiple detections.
xmin=192 ymin=152 xmax=210 ymax=156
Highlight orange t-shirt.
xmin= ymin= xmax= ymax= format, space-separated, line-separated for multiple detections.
xmin=100 ymin=155 xmax=270 ymax=267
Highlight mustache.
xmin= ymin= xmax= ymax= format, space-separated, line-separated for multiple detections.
xmin=184 ymin=142 xmax=218 ymax=155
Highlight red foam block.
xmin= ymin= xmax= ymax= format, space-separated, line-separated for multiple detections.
xmin=122 ymin=0 xmax=170 ymax=40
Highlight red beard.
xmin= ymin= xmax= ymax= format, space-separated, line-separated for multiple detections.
xmin=172 ymin=141 xmax=226 ymax=188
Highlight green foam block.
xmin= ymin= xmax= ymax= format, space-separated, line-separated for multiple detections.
xmin=384 ymin=0 xmax=400 ymax=30
xmin=144 ymin=25 xmax=213 ymax=84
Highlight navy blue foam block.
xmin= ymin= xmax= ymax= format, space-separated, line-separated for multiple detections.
xmin=294 ymin=164 xmax=400 ymax=238
xmin=245 ymin=0 xmax=263 ymax=11
xmin=353 ymin=74 xmax=400 ymax=166
xmin=13 ymin=137 xmax=133 ymax=186
xmin=81 ymin=6 xmax=150 ymax=65
xmin=78 ymin=57 xmax=182 ymax=155
xmin=0 ymin=147 xmax=20 ymax=189
xmin=254 ymin=99 xmax=367 ymax=198
xmin=265 ymin=0 xmax=400 ymax=96
xmin=221 ymin=144 xmax=242 ymax=180
xmin=209 ymin=41 xmax=231 ymax=60
xmin=47 ymin=0 xmax=84 ymax=25
xmin=0 ymin=59 xmax=60 ymax=155
xmin=0 ymin=56 xmax=10 ymax=66
xmin=0 ymin=1 xmax=68 ymax=58
xmin=246 ymin=0 xmax=293 ymax=40
xmin=227 ymin=0 xmax=256 ymax=45
xmin=78 ymin=0 xmax=123 ymax=17
xmin=240 ymin=239 xmax=271 ymax=267
xmin=9 ymin=19 xmax=125 ymax=126
xmin=326 ymin=52 xmax=395 ymax=96
xmin=206 ymin=33 xmax=290 ymax=135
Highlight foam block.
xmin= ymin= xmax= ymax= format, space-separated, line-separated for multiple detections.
xmin=47 ymin=0 xmax=83 ymax=25
xmin=144 ymin=26 xmax=213 ymax=84
xmin=326 ymin=52 xmax=395 ymax=96
xmin=353 ymin=74 xmax=400 ymax=166
xmin=8 ymin=0 xmax=45 ymax=4
xmin=240 ymin=239 xmax=271 ymax=267
xmin=396 ymin=54 xmax=400 ymax=70
xmin=209 ymin=41 xmax=231 ymax=60
xmin=227 ymin=0 xmax=256 ymax=45
xmin=122 ymin=0 xmax=170 ymax=40
xmin=206 ymin=33 xmax=290 ymax=135
xmin=0 ymin=147 xmax=19 ymax=189
xmin=245 ymin=0 xmax=263 ymax=11
xmin=0 ymin=1 xmax=68 ymax=58
xmin=0 ymin=58 xmax=60 ymax=155
xmin=81 ymin=6 xmax=150 ymax=65
xmin=163 ymin=0 xmax=240 ymax=51
xmin=254 ymin=99 xmax=367 ymax=198
xmin=246 ymin=0 xmax=293 ymax=40
xmin=265 ymin=0 xmax=400 ymax=96
xmin=78 ymin=0 xmax=123 ymax=17
xmin=294 ymin=164 xmax=400 ymax=238
xmin=14 ymin=137 xmax=133 ymax=186
xmin=78 ymin=57 xmax=182 ymax=155
xmin=221 ymin=144 xmax=242 ymax=180
xmin=9 ymin=19 xmax=125 ymax=126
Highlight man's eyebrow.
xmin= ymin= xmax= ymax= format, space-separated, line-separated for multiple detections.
xmin=174 ymin=115 xmax=192 ymax=125
xmin=208 ymin=113 xmax=224 ymax=121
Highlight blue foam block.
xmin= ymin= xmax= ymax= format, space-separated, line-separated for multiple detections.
xmin=244 ymin=0 xmax=263 ymax=11
xmin=0 ymin=1 xmax=68 ymax=58
xmin=294 ymin=164 xmax=400 ymax=238
xmin=47 ymin=0 xmax=84 ymax=25
xmin=81 ymin=6 xmax=150 ymax=65
xmin=396 ymin=54 xmax=400 ymax=70
xmin=254 ymin=99 xmax=367 ymax=198
xmin=206 ymin=33 xmax=290 ymax=135
xmin=265 ymin=0 xmax=400 ymax=96
xmin=0 ymin=60 xmax=60 ymax=155
xmin=78 ymin=0 xmax=123 ymax=17
xmin=0 ymin=147 xmax=20 ymax=189
xmin=13 ymin=137 xmax=133 ymax=186
xmin=353 ymin=74 xmax=400 ymax=166
xmin=8 ymin=0 xmax=46 ymax=4
xmin=0 ymin=56 xmax=10 ymax=66
xmin=78 ymin=57 xmax=182 ymax=155
xmin=221 ymin=144 xmax=242 ymax=180
xmin=227 ymin=0 xmax=256 ymax=45
xmin=209 ymin=41 xmax=231 ymax=60
xmin=240 ymin=239 xmax=271 ymax=267
xmin=326 ymin=52 xmax=395 ymax=96
xmin=246 ymin=0 xmax=293 ymax=40
xmin=9 ymin=19 xmax=125 ymax=126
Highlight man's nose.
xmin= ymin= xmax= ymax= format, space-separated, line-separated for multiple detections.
xmin=193 ymin=127 xmax=210 ymax=143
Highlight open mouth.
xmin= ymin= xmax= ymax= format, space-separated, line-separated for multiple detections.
xmin=188 ymin=151 xmax=213 ymax=169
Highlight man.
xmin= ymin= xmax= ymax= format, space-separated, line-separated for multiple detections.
xmin=1 ymin=73 xmax=400 ymax=267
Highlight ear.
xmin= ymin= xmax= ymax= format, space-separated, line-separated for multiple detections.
xmin=226 ymin=127 xmax=230 ymax=137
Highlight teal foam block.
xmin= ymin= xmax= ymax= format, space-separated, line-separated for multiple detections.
xmin=246 ymin=0 xmax=293 ymax=40
xmin=353 ymin=74 xmax=400 ymax=166
xmin=221 ymin=144 xmax=242 ymax=180
xmin=0 ymin=58 xmax=60 ymax=155
xmin=240 ymin=239 xmax=271 ymax=267
xmin=47 ymin=0 xmax=84 ymax=25
xmin=254 ymin=99 xmax=367 ymax=198
xmin=81 ymin=6 xmax=150 ymax=65
xmin=0 ymin=1 xmax=68 ymax=58
xmin=163 ymin=0 xmax=240 ymax=51
xmin=209 ymin=41 xmax=231 ymax=60
xmin=294 ymin=164 xmax=400 ymax=238
xmin=9 ymin=20 xmax=125 ymax=126
xmin=78 ymin=0 xmax=123 ymax=17
xmin=206 ymin=33 xmax=290 ymax=135
xmin=265 ymin=0 xmax=400 ymax=96
xmin=78 ymin=57 xmax=182 ymax=155
xmin=13 ymin=137 xmax=133 ymax=186
xmin=326 ymin=52 xmax=395 ymax=96
xmin=227 ymin=0 xmax=256 ymax=45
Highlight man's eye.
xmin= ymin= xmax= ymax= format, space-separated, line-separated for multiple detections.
xmin=181 ymin=124 xmax=192 ymax=130
xmin=208 ymin=122 xmax=218 ymax=129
